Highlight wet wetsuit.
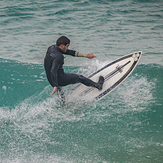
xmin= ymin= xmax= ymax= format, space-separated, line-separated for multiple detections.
xmin=44 ymin=45 xmax=102 ymax=90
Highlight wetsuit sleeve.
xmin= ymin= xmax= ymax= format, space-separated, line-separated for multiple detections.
xmin=64 ymin=49 xmax=76 ymax=56
xmin=74 ymin=51 xmax=87 ymax=57
xmin=64 ymin=49 xmax=87 ymax=57
xmin=51 ymin=55 xmax=62 ymax=87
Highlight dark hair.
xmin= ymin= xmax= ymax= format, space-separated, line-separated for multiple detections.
xmin=56 ymin=36 xmax=70 ymax=46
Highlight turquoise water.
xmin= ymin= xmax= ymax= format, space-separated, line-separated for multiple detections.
xmin=0 ymin=0 xmax=163 ymax=162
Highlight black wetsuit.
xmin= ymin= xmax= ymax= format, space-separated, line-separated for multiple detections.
xmin=44 ymin=45 xmax=101 ymax=90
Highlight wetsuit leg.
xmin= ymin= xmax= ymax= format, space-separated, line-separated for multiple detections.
xmin=58 ymin=73 xmax=102 ymax=89
xmin=78 ymin=75 xmax=100 ymax=88
xmin=57 ymin=87 xmax=66 ymax=104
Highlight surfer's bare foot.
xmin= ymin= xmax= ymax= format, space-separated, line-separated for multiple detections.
xmin=97 ymin=76 xmax=104 ymax=90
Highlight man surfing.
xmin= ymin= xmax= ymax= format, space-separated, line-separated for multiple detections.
xmin=44 ymin=36 xmax=104 ymax=102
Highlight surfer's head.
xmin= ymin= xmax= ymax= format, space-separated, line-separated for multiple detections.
xmin=56 ymin=36 xmax=70 ymax=46
xmin=57 ymin=36 xmax=70 ymax=53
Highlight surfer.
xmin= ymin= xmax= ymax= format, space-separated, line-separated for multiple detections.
xmin=44 ymin=36 xmax=104 ymax=101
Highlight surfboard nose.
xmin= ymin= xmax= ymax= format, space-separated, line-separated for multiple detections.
xmin=132 ymin=51 xmax=142 ymax=61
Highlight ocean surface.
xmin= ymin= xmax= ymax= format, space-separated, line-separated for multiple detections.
xmin=0 ymin=0 xmax=163 ymax=162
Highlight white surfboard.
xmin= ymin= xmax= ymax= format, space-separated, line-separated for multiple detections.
xmin=68 ymin=51 xmax=142 ymax=102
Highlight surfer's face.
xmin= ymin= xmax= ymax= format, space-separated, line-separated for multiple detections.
xmin=60 ymin=44 xmax=69 ymax=53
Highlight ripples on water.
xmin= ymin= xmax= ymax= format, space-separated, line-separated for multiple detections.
xmin=1 ymin=0 xmax=163 ymax=64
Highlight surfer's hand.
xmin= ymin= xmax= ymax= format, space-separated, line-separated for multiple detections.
xmin=87 ymin=53 xmax=96 ymax=59
xmin=51 ymin=87 xmax=57 ymax=95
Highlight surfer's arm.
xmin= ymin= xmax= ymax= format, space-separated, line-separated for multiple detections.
xmin=51 ymin=55 xmax=62 ymax=88
xmin=64 ymin=49 xmax=96 ymax=59
xmin=50 ymin=58 xmax=59 ymax=95
xmin=51 ymin=86 xmax=57 ymax=95
xmin=75 ymin=52 xmax=96 ymax=59
xmin=86 ymin=53 xmax=96 ymax=59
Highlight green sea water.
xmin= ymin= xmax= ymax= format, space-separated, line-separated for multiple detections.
xmin=0 ymin=0 xmax=163 ymax=162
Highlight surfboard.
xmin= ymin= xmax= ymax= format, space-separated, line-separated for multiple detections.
xmin=68 ymin=51 xmax=142 ymax=102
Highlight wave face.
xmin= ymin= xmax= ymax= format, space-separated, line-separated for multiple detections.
xmin=1 ymin=58 xmax=163 ymax=162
